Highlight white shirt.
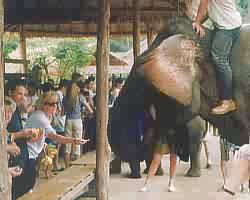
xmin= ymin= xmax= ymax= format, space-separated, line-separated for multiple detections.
xmin=208 ymin=0 xmax=242 ymax=30
xmin=25 ymin=111 xmax=56 ymax=159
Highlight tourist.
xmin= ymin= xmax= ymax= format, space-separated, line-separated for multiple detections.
xmin=139 ymin=130 xmax=177 ymax=192
xmin=4 ymin=97 xmax=22 ymax=185
xmin=6 ymin=80 xmax=34 ymax=200
xmin=215 ymin=144 xmax=250 ymax=200
xmin=62 ymin=81 xmax=85 ymax=167
xmin=84 ymin=76 xmax=95 ymax=109
xmin=110 ymin=77 xmax=124 ymax=100
xmin=22 ymin=91 xmax=88 ymax=195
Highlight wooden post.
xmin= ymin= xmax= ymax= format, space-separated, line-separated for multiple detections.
xmin=20 ymin=26 xmax=27 ymax=73
xmin=184 ymin=0 xmax=194 ymax=19
xmin=96 ymin=0 xmax=111 ymax=200
xmin=146 ymin=24 xmax=154 ymax=47
xmin=132 ymin=0 xmax=140 ymax=60
xmin=0 ymin=0 xmax=11 ymax=199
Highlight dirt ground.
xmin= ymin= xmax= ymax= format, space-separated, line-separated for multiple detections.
xmin=108 ymin=135 xmax=250 ymax=200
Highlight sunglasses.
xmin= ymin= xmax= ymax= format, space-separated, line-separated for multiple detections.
xmin=44 ymin=102 xmax=58 ymax=106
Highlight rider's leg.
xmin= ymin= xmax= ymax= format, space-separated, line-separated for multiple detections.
xmin=211 ymin=27 xmax=240 ymax=115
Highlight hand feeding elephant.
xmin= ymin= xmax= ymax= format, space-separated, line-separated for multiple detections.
xmin=108 ymin=15 xmax=249 ymax=179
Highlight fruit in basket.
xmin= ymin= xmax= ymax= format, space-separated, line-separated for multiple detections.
xmin=28 ymin=128 xmax=44 ymax=142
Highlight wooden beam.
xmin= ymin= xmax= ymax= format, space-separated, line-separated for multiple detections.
xmin=133 ymin=0 xmax=141 ymax=60
xmin=6 ymin=23 xmax=152 ymax=36
xmin=0 ymin=0 xmax=11 ymax=199
xmin=4 ymin=58 xmax=30 ymax=65
xmin=5 ymin=8 xmax=184 ymax=24
xmin=19 ymin=25 xmax=27 ymax=73
xmin=184 ymin=0 xmax=193 ymax=19
xmin=96 ymin=0 xmax=111 ymax=200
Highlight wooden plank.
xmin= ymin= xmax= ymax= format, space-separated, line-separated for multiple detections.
xmin=0 ymin=0 xmax=11 ymax=198
xmin=96 ymin=0 xmax=111 ymax=200
xmin=19 ymin=165 xmax=95 ymax=200
xmin=71 ymin=151 xmax=96 ymax=166
xmin=133 ymin=0 xmax=141 ymax=59
xmin=4 ymin=58 xmax=30 ymax=65
xmin=71 ymin=151 xmax=115 ymax=166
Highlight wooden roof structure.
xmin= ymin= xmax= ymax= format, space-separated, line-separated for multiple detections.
xmin=5 ymin=0 xmax=188 ymax=36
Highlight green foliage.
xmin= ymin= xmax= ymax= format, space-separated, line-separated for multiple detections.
xmin=33 ymin=52 xmax=55 ymax=79
xmin=236 ymin=0 xmax=248 ymax=16
xmin=51 ymin=40 xmax=95 ymax=79
xmin=3 ymin=34 xmax=19 ymax=59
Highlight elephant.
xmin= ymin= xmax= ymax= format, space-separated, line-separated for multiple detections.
xmin=109 ymin=111 xmax=206 ymax=178
xmin=108 ymin=15 xmax=249 ymax=178
xmin=186 ymin=116 xmax=206 ymax=177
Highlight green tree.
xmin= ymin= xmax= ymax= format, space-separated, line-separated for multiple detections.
xmin=52 ymin=40 xmax=95 ymax=79
xmin=3 ymin=34 xmax=19 ymax=59
xmin=236 ymin=0 xmax=248 ymax=16
xmin=33 ymin=52 xmax=56 ymax=81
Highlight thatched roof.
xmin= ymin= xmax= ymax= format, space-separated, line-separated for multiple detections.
xmin=5 ymin=0 xmax=188 ymax=36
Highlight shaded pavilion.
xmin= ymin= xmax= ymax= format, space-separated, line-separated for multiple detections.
xmin=0 ymin=0 xmax=193 ymax=200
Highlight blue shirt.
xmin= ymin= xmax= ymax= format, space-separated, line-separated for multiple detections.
xmin=62 ymin=96 xmax=83 ymax=120
xmin=7 ymin=106 xmax=23 ymax=132
xmin=6 ymin=106 xmax=29 ymax=165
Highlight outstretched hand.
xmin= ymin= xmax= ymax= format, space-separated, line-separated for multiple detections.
xmin=73 ymin=138 xmax=90 ymax=145
xmin=192 ymin=22 xmax=205 ymax=38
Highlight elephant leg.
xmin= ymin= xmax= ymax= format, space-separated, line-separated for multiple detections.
xmin=186 ymin=116 xmax=205 ymax=177
xmin=128 ymin=160 xmax=141 ymax=179
xmin=110 ymin=157 xmax=121 ymax=174
xmin=187 ymin=142 xmax=202 ymax=177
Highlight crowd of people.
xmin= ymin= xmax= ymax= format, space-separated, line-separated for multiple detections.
xmin=3 ymin=72 xmax=125 ymax=200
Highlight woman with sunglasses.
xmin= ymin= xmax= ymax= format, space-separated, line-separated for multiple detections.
xmin=21 ymin=91 xmax=88 ymax=196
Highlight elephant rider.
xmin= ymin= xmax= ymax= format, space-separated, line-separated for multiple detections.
xmin=215 ymin=144 xmax=250 ymax=200
xmin=192 ymin=0 xmax=241 ymax=115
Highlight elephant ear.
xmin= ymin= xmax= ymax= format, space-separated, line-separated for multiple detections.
xmin=141 ymin=34 xmax=197 ymax=106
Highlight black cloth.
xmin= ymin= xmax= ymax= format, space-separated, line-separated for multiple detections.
xmin=12 ymin=159 xmax=37 ymax=200
xmin=7 ymin=106 xmax=23 ymax=132
xmin=7 ymin=106 xmax=29 ymax=199
xmin=109 ymin=110 xmax=150 ymax=162
xmin=7 ymin=106 xmax=28 ymax=168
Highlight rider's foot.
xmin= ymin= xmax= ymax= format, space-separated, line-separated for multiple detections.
xmin=211 ymin=100 xmax=237 ymax=115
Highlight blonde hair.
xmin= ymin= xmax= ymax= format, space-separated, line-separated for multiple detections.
xmin=36 ymin=92 xmax=58 ymax=111
xmin=4 ymin=96 xmax=16 ymax=112
xmin=65 ymin=82 xmax=79 ymax=112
